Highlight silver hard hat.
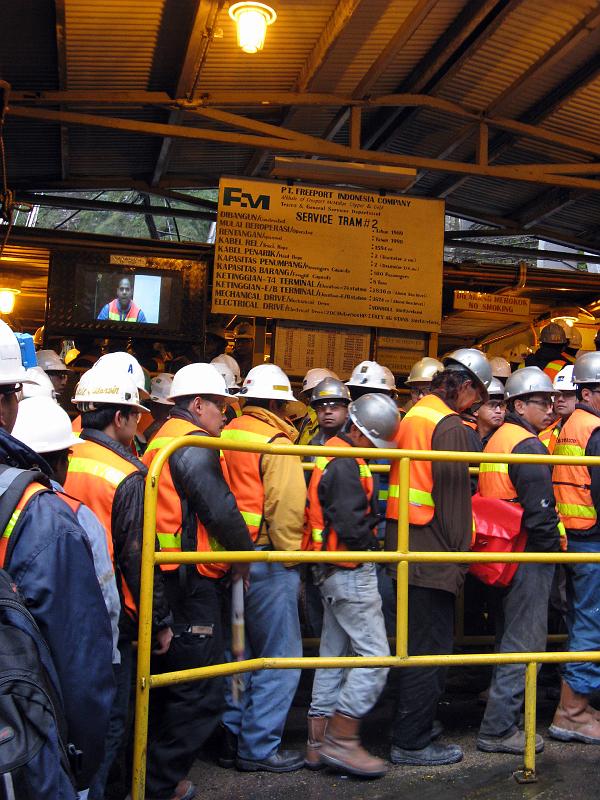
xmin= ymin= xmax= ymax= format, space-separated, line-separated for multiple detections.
xmin=540 ymin=322 xmax=568 ymax=345
xmin=573 ymin=351 xmax=600 ymax=385
xmin=310 ymin=377 xmax=351 ymax=406
xmin=487 ymin=377 xmax=505 ymax=398
xmin=405 ymin=357 xmax=444 ymax=385
xmin=443 ymin=349 xmax=493 ymax=392
xmin=348 ymin=393 xmax=400 ymax=448
xmin=504 ymin=366 xmax=554 ymax=401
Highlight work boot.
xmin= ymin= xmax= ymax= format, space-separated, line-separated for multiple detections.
xmin=390 ymin=742 xmax=463 ymax=766
xmin=319 ymin=711 xmax=387 ymax=778
xmin=217 ymin=723 xmax=238 ymax=768
xmin=305 ymin=715 xmax=327 ymax=770
xmin=139 ymin=778 xmax=197 ymax=800
xmin=477 ymin=729 xmax=544 ymax=754
xmin=549 ymin=680 xmax=600 ymax=744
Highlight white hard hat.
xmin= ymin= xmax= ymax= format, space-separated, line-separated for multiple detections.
xmin=12 ymin=396 xmax=83 ymax=453
xmin=0 ymin=319 xmax=31 ymax=386
xmin=346 ymin=360 xmax=392 ymax=391
xmin=21 ymin=367 xmax=57 ymax=400
xmin=149 ymin=373 xmax=174 ymax=405
xmin=381 ymin=365 xmax=397 ymax=391
xmin=302 ymin=368 xmax=339 ymax=394
xmin=489 ymin=356 xmax=511 ymax=379
xmin=240 ymin=363 xmax=295 ymax=402
xmin=168 ymin=362 xmax=230 ymax=401
xmin=553 ymin=365 xmax=576 ymax=392
xmin=72 ymin=366 xmax=149 ymax=412
xmin=36 ymin=349 xmax=70 ymax=373
xmin=211 ymin=354 xmax=242 ymax=388
xmin=94 ymin=352 xmax=150 ymax=399
xmin=211 ymin=361 xmax=238 ymax=392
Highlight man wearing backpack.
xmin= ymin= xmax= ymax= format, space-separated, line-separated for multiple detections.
xmin=0 ymin=319 xmax=114 ymax=795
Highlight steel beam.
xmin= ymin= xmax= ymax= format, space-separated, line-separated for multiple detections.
xmin=363 ymin=0 xmax=511 ymax=150
xmin=16 ymin=193 xmax=216 ymax=221
xmin=245 ymin=0 xmax=367 ymax=176
xmin=54 ymin=0 xmax=69 ymax=181
xmin=151 ymin=0 xmax=222 ymax=186
xmin=513 ymin=188 xmax=586 ymax=228
xmin=428 ymin=51 xmax=600 ymax=198
xmin=9 ymin=105 xmax=600 ymax=193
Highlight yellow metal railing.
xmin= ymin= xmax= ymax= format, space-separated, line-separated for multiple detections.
xmin=132 ymin=440 xmax=600 ymax=798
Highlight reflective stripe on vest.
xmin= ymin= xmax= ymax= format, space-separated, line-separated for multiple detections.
xmin=539 ymin=420 xmax=562 ymax=455
xmin=0 ymin=483 xmax=48 ymax=568
xmin=388 ymin=394 xmax=456 ymax=524
xmin=107 ymin=298 xmax=140 ymax=322
xmin=221 ymin=415 xmax=286 ymax=541
xmin=553 ymin=408 xmax=600 ymax=530
xmin=478 ymin=423 xmax=534 ymax=500
xmin=544 ymin=359 xmax=567 ymax=381
xmin=142 ymin=417 xmax=229 ymax=579
xmin=304 ymin=436 xmax=374 ymax=568
xmin=64 ymin=439 xmax=139 ymax=619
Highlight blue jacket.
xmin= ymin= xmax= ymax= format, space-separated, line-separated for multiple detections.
xmin=0 ymin=428 xmax=115 ymax=789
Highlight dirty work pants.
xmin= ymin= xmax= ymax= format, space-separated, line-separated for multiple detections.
xmin=222 ymin=560 xmax=302 ymax=761
xmin=309 ymin=562 xmax=389 ymax=718
xmin=145 ymin=572 xmax=225 ymax=799
xmin=562 ymin=537 xmax=600 ymax=695
xmin=479 ymin=562 xmax=554 ymax=738
xmin=391 ymin=585 xmax=455 ymax=750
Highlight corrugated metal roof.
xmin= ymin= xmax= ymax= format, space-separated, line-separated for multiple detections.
xmin=2 ymin=0 xmax=600 ymax=253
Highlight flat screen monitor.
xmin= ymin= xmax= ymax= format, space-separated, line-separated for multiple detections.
xmin=46 ymin=249 xmax=207 ymax=342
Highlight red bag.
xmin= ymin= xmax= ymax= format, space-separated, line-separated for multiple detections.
xmin=470 ymin=493 xmax=527 ymax=587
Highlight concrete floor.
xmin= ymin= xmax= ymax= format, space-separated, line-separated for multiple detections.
xmin=188 ymin=675 xmax=600 ymax=800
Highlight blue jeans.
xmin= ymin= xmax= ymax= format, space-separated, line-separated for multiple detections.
xmin=479 ymin=563 xmax=554 ymax=738
xmin=310 ymin=563 xmax=389 ymax=718
xmin=222 ymin=561 xmax=302 ymax=760
xmin=562 ymin=537 xmax=600 ymax=695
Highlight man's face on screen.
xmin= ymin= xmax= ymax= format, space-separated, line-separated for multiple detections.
xmin=117 ymin=278 xmax=132 ymax=307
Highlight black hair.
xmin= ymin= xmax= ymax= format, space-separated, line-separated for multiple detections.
xmin=576 ymin=384 xmax=600 ymax=402
xmin=43 ymin=448 xmax=69 ymax=478
xmin=430 ymin=369 xmax=474 ymax=411
xmin=82 ymin=404 xmax=138 ymax=431
xmin=242 ymin=397 xmax=287 ymax=411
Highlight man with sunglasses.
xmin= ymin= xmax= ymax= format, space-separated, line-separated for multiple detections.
xmin=550 ymin=352 xmax=600 ymax=745
xmin=141 ymin=363 xmax=254 ymax=800
xmin=477 ymin=367 xmax=565 ymax=755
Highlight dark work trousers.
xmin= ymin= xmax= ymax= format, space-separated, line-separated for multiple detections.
xmin=145 ymin=570 xmax=225 ymax=799
xmin=88 ymin=638 xmax=133 ymax=800
xmin=390 ymin=584 xmax=455 ymax=750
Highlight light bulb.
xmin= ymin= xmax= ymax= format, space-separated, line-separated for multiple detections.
xmin=0 ymin=289 xmax=19 ymax=314
xmin=229 ymin=3 xmax=277 ymax=53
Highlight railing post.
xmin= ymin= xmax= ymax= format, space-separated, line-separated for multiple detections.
xmin=514 ymin=661 xmax=538 ymax=784
xmin=396 ymin=456 xmax=410 ymax=659
xmin=131 ymin=471 xmax=161 ymax=800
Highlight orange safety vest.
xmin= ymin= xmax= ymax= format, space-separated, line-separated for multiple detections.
xmin=108 ymin=298 xmax=141 ymax=322
xmin=539 ymin=419 xmax=562 ymax=455
xmin=478 ymin=422 xmax=535 ymax=501
xmin=304 ymin=436 xmax=375 ymax=568
xmin=553 ymin=408 xmax=600 ymax=530
xmin=387 ymin=394 xmax=457 ymax=524
xmin=64 ymin=438 xmax=139 ymax=619
xmin=0 ymin=482 xmax=48 ymax=567
xmin=142 ymin=418 xmax=228 ymax=579
xmin=543 ymin=359 xmax=567 ymax=381
xmin=221 ymin=413 xmax=289 ymax=541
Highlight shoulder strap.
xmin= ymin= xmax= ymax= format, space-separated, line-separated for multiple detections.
xmin=0 ymin=465 xmax=50 ymax=568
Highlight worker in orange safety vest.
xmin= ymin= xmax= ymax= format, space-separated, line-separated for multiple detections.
xmin=477 ymin=366 xmax=565 ymax=756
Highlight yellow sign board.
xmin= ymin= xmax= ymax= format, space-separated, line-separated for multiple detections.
xmin=212 ymin=178 xmax=444 ymax=331
xmin=453 ymin=290 xmax=531 ymax=320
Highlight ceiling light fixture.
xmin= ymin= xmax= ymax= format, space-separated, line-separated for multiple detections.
xmin=229 ymin=2 xmax=277 ymax=54
xmin=0 ymin=288 xmax=20 ymax=314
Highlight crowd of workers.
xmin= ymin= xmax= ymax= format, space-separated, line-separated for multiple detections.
xmin=2 ymin=317 xmax=600 ymax=799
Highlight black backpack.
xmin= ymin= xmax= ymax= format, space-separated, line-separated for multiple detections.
xmin=0 ymin=465 xmax=78 ymax=800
